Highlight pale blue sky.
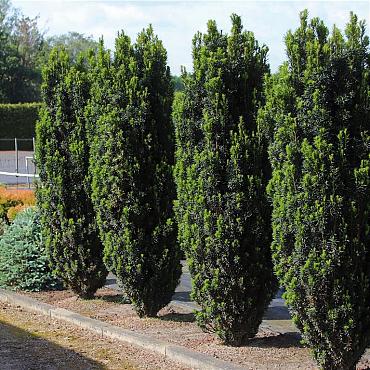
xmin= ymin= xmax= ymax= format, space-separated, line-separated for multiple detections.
xmin=13 ymin=0 xmax=370 ymax=75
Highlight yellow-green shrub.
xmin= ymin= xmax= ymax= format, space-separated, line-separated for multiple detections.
xmin=0 ymin=186 xmax=35 ymax=223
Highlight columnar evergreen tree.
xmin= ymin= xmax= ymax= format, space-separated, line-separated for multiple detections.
xmin=173 ymin=14 xmax=277 ymax=345
xmin=36 ymin=48 xmax=107 ymax=298
xmin=261 ymin=11 xmax=370 ymax=369
xmin=88 ymin=28 xmax=181 ymax=317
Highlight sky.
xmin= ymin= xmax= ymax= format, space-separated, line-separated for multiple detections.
xmin=12 ymin=0 xmax=370 ymax=75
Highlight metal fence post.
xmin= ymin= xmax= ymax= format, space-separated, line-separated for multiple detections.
xmin=14 ymin=138 xmax=18 ymax=174
xmin=26 ymin=157 xmax=30 ymax=189
xmin=32 ymin=137 xmax=36 ymax=176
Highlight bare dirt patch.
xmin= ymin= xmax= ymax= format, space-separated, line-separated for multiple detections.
xmin=22 ymin=287 xmax=370 ymax=369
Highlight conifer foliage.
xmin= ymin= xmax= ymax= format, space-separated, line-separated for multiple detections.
xmin=173 ymin=14 xmax=276 ymax=345
xmin=0 ymin=208 xmax=61 ymax=292
xmin=262 ymin=11 xmax=370 ymax=369
xmin=88 ymin=28 xmax=181 ymax=317
xmin=36 ymin=48 xmax=107 ymax=298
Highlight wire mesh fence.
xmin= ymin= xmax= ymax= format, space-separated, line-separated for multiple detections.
xmin=0 ymin=138 xmax=38 ymax=188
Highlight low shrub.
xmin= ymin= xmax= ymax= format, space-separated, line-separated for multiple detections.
xmin=0 ymin=219 xmax=6 ymax=236
xmin=7 ymin=204 xmax=28 ymax=222
xmin=0 ymin=186 xmax=35 ymax=223
xmin=0 ymin=207 xmax=62 ymax=291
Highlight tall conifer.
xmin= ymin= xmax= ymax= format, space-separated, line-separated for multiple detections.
xmin=261 ymin=11 xmax=370 ymax=369
xmin=88 ymin=28 xmax=181 ymax=317
xmin=174 ymin=15 xmax=276 ymax=345
xmin=36 ymin=49 xmax=107 ymax=298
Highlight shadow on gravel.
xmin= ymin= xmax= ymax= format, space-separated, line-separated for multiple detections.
xmin=263 ymin=306 xmax=291 ymax=320
xmin=105 ymin=278 xmax=117 ymax=285
xmin=171 ymin=291 xmax=192 ymax=302
xmin=247 ymin=332 xmax=303 ymax=349
xmin=159 ymin=312 xmax=196 ymax=323
xmin=100 ymin=294 xmax=131 ymax=304
xmin=0 ymin=320 xmax=104 ymax=369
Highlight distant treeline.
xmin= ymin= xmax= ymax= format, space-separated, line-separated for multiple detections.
xmin=0 ymin=0 xmax=184 ymax=104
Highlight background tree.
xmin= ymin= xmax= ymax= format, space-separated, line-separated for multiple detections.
xmin=42 ymin=32 xmax=99 ymax=63
xmin=0 ymin=0 xmax=99 ymax=103
xmin=0 ymin=0 xmax=44 ymax=102
xmin=173 ymin=14 xmax=276 ymax=345
xmin=261 ymin=11 xmax=370 ymax=369
xmin=36 ymin=48 xmax=107 ymax=298
xmin=88 ymin=28 xmax=181 ymax=317
xmin=172 ymin=75 xmax=184 ymax=92
xmin=11 ymin=14 xmax=44 ymax=101
xmin=0 ymin=0 xmax=20 ymax=102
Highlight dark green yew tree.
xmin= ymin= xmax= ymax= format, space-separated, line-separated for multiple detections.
xmin=88 ymin=28 xmax=181 ymax=317
xmin=262 ymin=11 xmax=370 ymax=369
xmin=173 ymin=14 xmax=277 ymax=345
xmin=36 ymin=48 xmax=107 ymax=298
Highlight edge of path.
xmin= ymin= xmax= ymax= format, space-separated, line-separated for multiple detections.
xmin=0 ymin=288 xmax=248 ymax=370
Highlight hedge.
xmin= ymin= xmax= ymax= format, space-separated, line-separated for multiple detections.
xmin=0 ymin=103 xmax=42 ymax=149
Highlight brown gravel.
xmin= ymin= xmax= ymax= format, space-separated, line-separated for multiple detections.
xmin=22 ymin=288 xmax=370 ymax=370
xmin=0 ymin=301 xmax=188 ymax=370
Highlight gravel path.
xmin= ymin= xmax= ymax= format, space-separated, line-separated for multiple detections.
xmin=23 ymin=287 xmax=370 ymax=369
xmin=0 ymin=302 xmax=188 ymax=370
xmin=105 ymin=262 xmax=291 ymax=321
xmin=23 ymin=289 xmax=315 ymax=369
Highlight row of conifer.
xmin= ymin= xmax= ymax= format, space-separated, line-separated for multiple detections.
xmin=36 ymin=10 xmax=369 ymax=370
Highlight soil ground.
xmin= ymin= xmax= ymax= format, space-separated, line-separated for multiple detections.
xmin=0 ymin=301 xmax=188 ymax=370
xmin=21 ymin=288 xmax=370 ymax=369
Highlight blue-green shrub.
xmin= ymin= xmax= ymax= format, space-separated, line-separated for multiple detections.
xmin=0 ymin=207 xmax=61 ymax=291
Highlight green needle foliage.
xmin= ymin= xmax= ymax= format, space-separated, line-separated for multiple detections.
xmin=36 ymin=48 xmax=107 ymax=299
xmin=88 ymin=28 xmax=181 ymax=317
xmin=173 ymin=14 xmax=277 ymax=345
xmin=0 ymin=207 xmax=61 ymax=292
xmin=261 ymin=11 xmax=370 ymax=369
